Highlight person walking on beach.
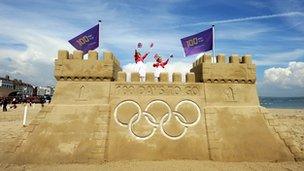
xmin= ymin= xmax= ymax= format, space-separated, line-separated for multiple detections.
xmin=2 ymin=97 xmax=8 ymax=112
xmin=41 ymin=97 xmax=45 ymax=107
xmin=10 ymin=98 xmax=17 ymax=109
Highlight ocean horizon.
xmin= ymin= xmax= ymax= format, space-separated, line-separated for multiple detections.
xmin=259 ymin=96 xmax=304 ymax=109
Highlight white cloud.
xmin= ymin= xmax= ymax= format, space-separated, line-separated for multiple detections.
xmin=122 ymin=61 xmax=192 ymax=82
xmin=264 ymin=61 xmax=304 ymax=88
xmin=0 ymin=18 xmax=74 ymax=86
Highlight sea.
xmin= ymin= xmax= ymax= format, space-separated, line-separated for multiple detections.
xmin=259 ymin=97 xmax=304 ymax=109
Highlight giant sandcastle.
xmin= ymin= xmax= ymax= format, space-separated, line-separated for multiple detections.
xmin=8 ymin=50 xmax=304 ymax=164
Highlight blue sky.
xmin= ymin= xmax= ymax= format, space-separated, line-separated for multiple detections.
xmin=0 ymin=0 xmax=303 ymax=96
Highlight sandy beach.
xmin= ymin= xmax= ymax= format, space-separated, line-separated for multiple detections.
xmin=0 ymin=160 xmax=303 ymax=171
xmin=0 ymin=105 xmax=303 ymax=170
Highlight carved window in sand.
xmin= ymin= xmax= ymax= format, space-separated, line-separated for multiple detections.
xmin=224 ymin=87 xmax=237 ymax=102
xmin=77 ymin=85 xmax=87 ymax=101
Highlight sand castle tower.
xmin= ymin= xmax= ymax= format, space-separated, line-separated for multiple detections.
xmin=8 ymin=50 xmax=303 ymax=164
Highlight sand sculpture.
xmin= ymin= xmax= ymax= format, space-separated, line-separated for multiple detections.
xmin=8 ymin=50 xmax=304 ymax=164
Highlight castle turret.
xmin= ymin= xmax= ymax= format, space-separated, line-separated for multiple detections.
xmin=190 ymin=54 xmax=256 ymax=84
xmin=54 ymin=50 xmax=121 ymax=81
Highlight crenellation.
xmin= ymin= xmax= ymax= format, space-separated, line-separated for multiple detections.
xmin=241 ymin=54 xmax=252 ymax=64
xmin=229 ymin=54 xmax=240 ymax=63
xmin=88 ymin=50 xmax=98 ymax=60
xmin=216 ymin=54 xmax=225 ymax=63
xmin=103 ymin=51 xmax=113 ymax=62
xmin=203 ymin=54 xmax=212 ymax=63
xmin=172 ymin=72 xmax=182 ymax=82
xmin=146 ymin=72 xmax=154 ymax=82
xmin=73 ymin=50 xmax=84 ymax=60
xmin=103 ymin=51 xmax=120 ymax=66
xmin=58 ymin=50 xmax=69 ymax=61
xmin=159 ymin=73 xmax=169 ymax=82
xmin=186 ymin=72 xmax=195 ymax=83
xmin=131 ymin=72 xmax=140 ymax=82
xmin=117 ymin=71 xmax=126 ymax=82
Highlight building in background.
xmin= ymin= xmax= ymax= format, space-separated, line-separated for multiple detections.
xmin=12 ymin=79 xmax=34 ymax=98
xmin=0 ymin=75 xmax=34 ymax=98
xmin=37 ymin=86 xmax=54 ymax=97
xmin=0 ymin=75 xmax=14 ymax=97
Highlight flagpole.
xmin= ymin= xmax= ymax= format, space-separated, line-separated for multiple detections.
xmin=98 ymin=20 xmax=102 ymax=59
xmin=212 ymin=25 xmax=216 ymax=63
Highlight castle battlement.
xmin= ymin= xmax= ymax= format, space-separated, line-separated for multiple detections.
xmin=54 ymin=50 xmax=121 ymax=81
xmin=191 ymin=54 xmax=256 ymax=84
xmin=55 ymin=50 xmax=256 ymax=85
xmin=117 ymin=72 xmax=195 ymax=83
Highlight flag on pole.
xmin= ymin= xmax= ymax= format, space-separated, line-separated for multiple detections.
xmin=181 ymin=27 xmax=213 ymax=56
xmin=69 ymin=24 xmax=99 ymax=54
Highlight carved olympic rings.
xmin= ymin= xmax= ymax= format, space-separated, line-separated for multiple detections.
xmin=113 ymin=99 xmax=201 ymax=140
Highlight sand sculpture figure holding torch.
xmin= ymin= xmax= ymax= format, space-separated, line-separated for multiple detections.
xmin=153 ymin=54 xmax=173 ymax=81
xmin=134 ymin=42 xmax=153 ymax=82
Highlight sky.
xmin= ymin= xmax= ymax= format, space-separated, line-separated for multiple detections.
xmin=0 ymin=0 xmax=303 ymax=97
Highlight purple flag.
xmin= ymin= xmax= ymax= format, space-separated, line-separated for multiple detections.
xmin=69 ymin=24 xmax=99 ymax=54
xmin=181 ymin=28 xmax=213 ymax=56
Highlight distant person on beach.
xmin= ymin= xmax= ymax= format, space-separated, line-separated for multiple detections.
xmin=10 ymin=98 xmax=17 ymax=109
xmin=29 ymin=98 xmax=32 ymax=107
xmin=2 ymin=98 xmax=8 ymax=112
xmin=41 ymin=98 xmax=45 ymax=107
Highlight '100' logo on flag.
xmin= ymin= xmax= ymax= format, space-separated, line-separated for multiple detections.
xmin=69 ymin=24 xmax=99 ymax=54
xmin=76 ymin=35 xmax=94 ymax=47
xmin=185 ymin=37 xmax=205 ymax=48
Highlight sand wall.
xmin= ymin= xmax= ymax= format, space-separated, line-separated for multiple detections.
xmin=11 ymin=81 xmax=294 ymax=163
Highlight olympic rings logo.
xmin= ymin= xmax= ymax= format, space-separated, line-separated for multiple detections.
xmin=113 ymin=99 xmax=202 ymax=140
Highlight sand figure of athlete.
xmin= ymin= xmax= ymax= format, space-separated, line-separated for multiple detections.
xmin=153 ymin=54 xmax=173 ymax=81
